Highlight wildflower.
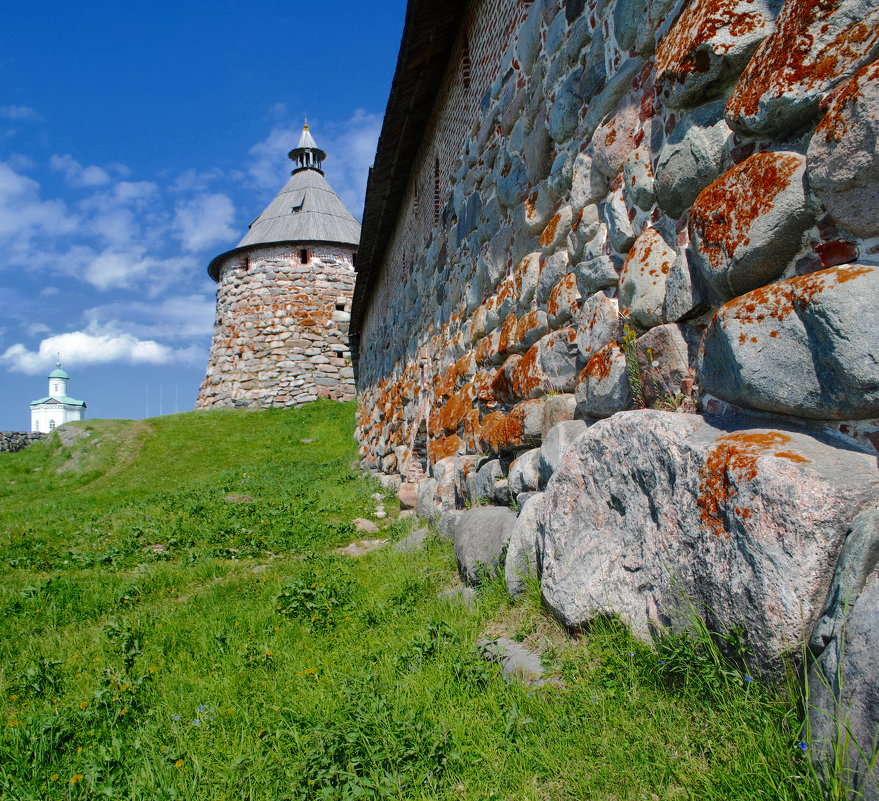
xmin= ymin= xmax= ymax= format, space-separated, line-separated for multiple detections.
xmin=172 ymin=715 xmax=180 ymax=721
xmin=69 ymin=774 xmax=84 ymax=784
xmin=10 ymin=694 xmax=18 ymax=701
xmin=798 ymin=742 xmax=809 ymax=751
xmin=175 ymin=759 xmax=184 ymax=768
xmin=119 ymin=709 xmax=127 ymax=716
xmin=7 ymin=721 xmax=17 ymax=727
xmin=50 ymin=774 xmax=58 ymax=781
xmin=192 ymin=719 xmax=200 ymax=725
xmin=80 ymin=701 xmax=88 ymax=709
xmin=149 ymin=666 xmax=158 ymax=674
xmin=197 ymin=705 xmax=206 ymax=712
xmin=658 ymin=660 xmax=666 ymax=665
xmin=744 ymin=675 xmax=753 ymax=682
xmin=264 ymin=650 xmax=272 ymax=656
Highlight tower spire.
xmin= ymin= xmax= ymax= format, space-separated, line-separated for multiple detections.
xmin=288 ymin=120 xmax=327 ymax=175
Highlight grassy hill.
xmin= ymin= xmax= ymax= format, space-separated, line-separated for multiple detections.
xmin=0 ymin=402 xmax=819 ymax=800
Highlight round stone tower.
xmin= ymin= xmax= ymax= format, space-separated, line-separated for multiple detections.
xmin=197 ymin=124 xmax=360 ymax=409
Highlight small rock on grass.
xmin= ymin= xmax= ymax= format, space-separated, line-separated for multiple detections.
xmin=352 ymin=518 xmax=379 ymax=534
xmin=438 ymin=585 xmax=478 ymax=609
xmin=224 ymin=493 xmax=257 ymax=504
xmin=335 ymin=539 xmax=388 ymax=557
xmin=477 ymin=637 xmax=559 ymax=687
xmin=395 ymin=527 xmax=430 ymax=552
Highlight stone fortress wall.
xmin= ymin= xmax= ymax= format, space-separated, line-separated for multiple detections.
xmin=353 ymin=0 xmax=879 ymax=780
xmin=197 ymin=244 xmax=356 ymax=409
xmin=0 ymin=432 xmax=44 ymax=453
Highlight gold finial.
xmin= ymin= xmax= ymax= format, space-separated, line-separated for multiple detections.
xmin=303 ymin=116 xmax=309 ymax=131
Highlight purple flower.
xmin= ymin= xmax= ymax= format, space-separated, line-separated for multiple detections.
xmin=744 ymin=675 xmax=753 ymax=682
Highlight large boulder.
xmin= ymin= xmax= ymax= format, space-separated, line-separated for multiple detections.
xmin=654 ymin=101 xmax=731 ymax=219
xmin=538 ymin=420 xmax=590 ymax=485
xmin=454 ymin=506 xmax=519 ymax=586
xmin=808 ymin=509 xmax=879 ymax=800
xmin=618 ymin=227 xmax=677 ymax=330
xmin=807 ymin=61 xmax=879 ymax=240
xmin=698 ymin=265 xmax=879 ymax=420
xmin=726 ymin=0 xmax=879 ymax=136
xmin=655 ymin=0 xmax=780 ymax=108
xmin=575 ymin=343 xmax=634 ymax=418
xmin=533 ymin=410 xmax=879 ymax=667
xmin=689 ymin=152 xmax=816 ymax=302
xmin=505 ymin=493 xmax=547 ymax=597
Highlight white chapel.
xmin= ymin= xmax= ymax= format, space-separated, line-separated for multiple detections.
xmin=30 ymin=361 xmax=87 ymax=433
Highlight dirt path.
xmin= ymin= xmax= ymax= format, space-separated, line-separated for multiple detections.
xmin=76 ymin=420 xmax=155 ymax=491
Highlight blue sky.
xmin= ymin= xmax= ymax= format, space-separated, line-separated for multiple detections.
xmin=0 ymin=0 xmax=406 ymax=430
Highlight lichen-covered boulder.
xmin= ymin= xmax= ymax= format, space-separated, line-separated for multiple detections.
xmin=726 ymin=0 xmax=879 ymax=136
xmin=571 ymin=151 xmax=609 ymax=209
xmin=635 ymin=323 xmax=694 ymax=407
xmin=535 ymin=410 xmax=879 ymax=667
xmin=575 ymin=343 xmax=633 ymax=418
xmin=654 ymin=101 xmax=731 ymax=219
xmin=511 ymin=328 xmax=581 ymax=399
xmin=575 ymin=291 xmax=620 ymax=363
xmin=698 ymin=265 xmax=879 ymax=420
xmin=623 ymin=147 xmax=656 ymax=212
xmin=807 ymin=61 xmax=879 ymax=239
xmin=538 ymin=419 xmax=590 ymax=485
xmin=689 ymin=152 xmax=816 ymax=302
xmin=618 ymin=227 xmax=677 ymax=330
xmin=454 ymin=506 xmax=519 ymax=586
xmin=655 ymin=0 xmax=780 ymax=108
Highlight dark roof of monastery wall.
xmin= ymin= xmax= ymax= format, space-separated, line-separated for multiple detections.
xmin=349 ymin=0 xmax=469 ymax=334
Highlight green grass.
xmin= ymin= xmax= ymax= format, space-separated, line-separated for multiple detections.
xmin=0 ymin=402 xmax=821 ymax=799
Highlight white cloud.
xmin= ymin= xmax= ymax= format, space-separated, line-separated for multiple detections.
xmin=174 ymin=193 xmax=236 ymax=252
xmin=0 ymin=106 xmax=41 ymax=121
xmin=1 ymin=325 xmax=202 ymax=374
xmin=40 ymin=286 xmax=59 ymax=297
xmin=50 ymin=153 xmax=112 ymax=187
xmin=85 ymin=294 xmax=216 ymax=341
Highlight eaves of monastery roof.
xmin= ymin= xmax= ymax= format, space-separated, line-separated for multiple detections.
xmin=349 ymin=0 xmax=469 ymax=335
xmin=208 ymin=169 xmax=361 ymax=281
xmin=30 ymin=396 xmax=86 ymax=407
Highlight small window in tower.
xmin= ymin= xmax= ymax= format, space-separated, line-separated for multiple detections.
xmin=300 ymin=249 xmax=309 ymax=264
xmin=335 ymin=302 xmax=346 ymax=311
xmin=352 ymin=252 xmax=357 ymax=268
xmin=49 ymin=420 xmax=55 ymax=431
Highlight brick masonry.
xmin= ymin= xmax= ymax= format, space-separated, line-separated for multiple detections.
xmin=197 ymin=244 xmax=356 ymax=409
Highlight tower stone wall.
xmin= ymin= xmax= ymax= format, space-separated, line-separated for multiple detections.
xmin=197 ymin=244 xmax=356 ymax=409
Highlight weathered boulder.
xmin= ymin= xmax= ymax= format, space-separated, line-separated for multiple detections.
xmin=573 ymin=253 xmax=620 ymax=297
xmin=575 ymin=291 xmax=620 ymax=363
xmin=505 ymin=493 xmax=546 ymax=597
xmin=593 ymin=92 xmax=641 ymax=179
xmin=807 ymin=61 xmax=879 ymax=239
xmin=537 ymin=251 xmax=571 ymax=305
xmin=571 ymin=151 xmax=609 ymax=209
xmin=511 ymin=328 xmax=580 ymax=399
xmin=698 ymin=265 xmax=879 ymax=420
xmin=689 ymin=152 xmax=816 ymax=302
xmin=454 ymin=506 xmax=519 ymax=586
xmin=508 ymin=448 xmax=542 ymax=496
xmin=575 ymin=343 xmax=634 ymax=418
xmin=618 ymin=227 xmax=677 ymax=330
xmin=394 ymin=527 xmax=430 ymax=553
xmin=478 ymin=637 xmax=553 ymax=686
xmin=470 ymin=458 xmax=510 ymax=506
xmin=654 ymin=101 xmax=731 ymax=219
xmin=605 ymin=184 xmax=637 ymax=253
xmin=655 ymin=0 xmax=780 ymax=108
xmin=398 ymin=482 xmax=418 ymax=509
xmin=622 ymin=148 xmax=656 ymax=212
xmin=534 ymin=410 xmax=879 ymax=667
xmin=539 ymin=420 xmax=590 ymax=484
xmin=496 ymin=152 xmax=530 ymax=208
xmin=808 ymin=510 xmax=879 ymax=800
xmin=635 ymin=323 xmax=694 ymax=407
xmin=726 ymin=0 xmax=879 ymax=136
xmin=416 ymin=477 xmax=440 ymax=523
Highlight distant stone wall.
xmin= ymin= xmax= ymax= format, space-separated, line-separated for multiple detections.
xmin=0 ymin=432 xmax=44 ymax=453
xmin=198 ymin=244 xmax=356 ymax=409
xmin=355 ymin=0 xmax=879 ymax=478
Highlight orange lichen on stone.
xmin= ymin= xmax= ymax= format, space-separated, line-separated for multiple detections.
xmin=515 ymin=310 xmax=544 ymax=345
xmin=547 ymin=273 xmax=580 ymax=320
xmin=656 ymin=0 xmax=766 ymax=80
xmin=816 ymin=61 xmax=879 ymax=143
xmin=473 ymin=369 xmax=499 ymax=402
xmin=726 ymin=0 xmax=879 ymax=121
xmin=697 ymin=430 xmax=810 ymax=537
xmin=689 ymin=153 xmax=802 ymax=268
xmin=511 ymin=345 xmax=541 ymax=399
xmin=718 ymin=264 xmax=872 ymax=325
xmin=479 ymin=410 xmax=525 ymax=453
xmin=428 ymin=433 xmax=462 ymax=463
xmin=540 ymin=213 xmax=562 ymax=247
xmin=435 ymin=383 xmax=476 ymax=434
xmin=585 ymin=343 xmax=617 ymax=380
xmin=497 ymin=313 xmax=519 ymax=356
xmin=475 ymin=335 xmax=496 ymax=366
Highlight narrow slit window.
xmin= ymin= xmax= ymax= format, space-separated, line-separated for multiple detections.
xmin=462 ymin=42 xmax=471 ymax=90
xmin=300 ymin=249 xmax=309 ymax=264
xmin=434 ymin=157 xmax=440 ymax=225
xmin=335 ymin=302 xmax=346 ymax=311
